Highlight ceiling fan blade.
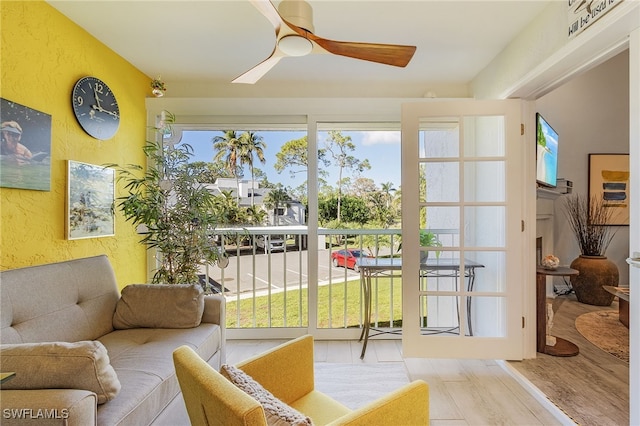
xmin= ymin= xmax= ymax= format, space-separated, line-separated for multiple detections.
xmin=232 ymin=51 xmax=283 ymax=84
xmin=309 ymin=35 xmax=416 ymax=67
xmin=249 ymin=0 xmax=283 ymax=30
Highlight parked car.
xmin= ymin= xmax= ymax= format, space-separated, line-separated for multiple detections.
xmin=331 ymin=249 xmax=373 ymax=272
xmin=255 ymin=235 xmax=286 ymax=252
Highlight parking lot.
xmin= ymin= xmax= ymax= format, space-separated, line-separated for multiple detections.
xmin=200 ymin=248 xmax=361 ymax=296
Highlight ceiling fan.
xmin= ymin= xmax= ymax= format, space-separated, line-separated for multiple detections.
xmin=232 ymin=0 xmax=417 ymax=84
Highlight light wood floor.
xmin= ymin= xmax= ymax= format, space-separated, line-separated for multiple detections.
xmin=227 ymin=341 xmax=564 ymax=425
xmin=507 ymin=295 xmax=629 ymax=426
xmin=227 ymin=295 xmax=629 ymax=425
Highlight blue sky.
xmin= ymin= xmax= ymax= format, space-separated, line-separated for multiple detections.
xmin=179 ymin=129 xmax=401 ymax=191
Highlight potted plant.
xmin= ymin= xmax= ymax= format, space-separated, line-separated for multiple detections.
xmin=397 ymin=230 xmax=442 ymax=262
xmin=564 ymin=194 xmax=618 ymax=305
xmin=419 ymin=230 xmax=442 ymax=262
xmin=109 ymin=111 xmax=223 ymax=285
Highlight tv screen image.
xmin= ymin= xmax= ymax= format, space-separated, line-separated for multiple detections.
xmin=536 ymin=113 xmax=559 ymax=188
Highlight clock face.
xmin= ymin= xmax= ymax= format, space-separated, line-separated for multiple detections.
xmin=72 ymin=76 xmax=120 ymax=140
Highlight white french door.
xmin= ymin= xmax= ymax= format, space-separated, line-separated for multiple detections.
xmin=401 ymin=100 xmax=524 ymax=360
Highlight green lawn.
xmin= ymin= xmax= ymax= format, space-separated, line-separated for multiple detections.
xmin=226 ymin=276 xmax=403 ymax=329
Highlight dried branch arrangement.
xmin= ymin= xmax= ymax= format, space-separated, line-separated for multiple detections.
xmin=564 ymin=194 xmax=617 ymax=256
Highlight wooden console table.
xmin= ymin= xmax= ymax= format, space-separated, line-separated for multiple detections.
xmin=536 ymin=266 xmax=580 ymax=357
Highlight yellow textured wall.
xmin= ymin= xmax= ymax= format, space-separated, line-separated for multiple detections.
xmin=0 ymin=1 xmax=148 ymax=288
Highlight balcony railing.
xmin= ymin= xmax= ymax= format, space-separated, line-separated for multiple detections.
xmin=202 ymin=228 xmax=456 ymax=334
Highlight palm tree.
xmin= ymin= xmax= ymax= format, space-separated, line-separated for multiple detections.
xmin=245 ymin=205 xmax=267 ymax=226
xmin=380 ymin=182 xmax=396 ymax=209
xmin=213 ymin=190 xmax=242 ymax=225
xmin=239 ymin=131 xmax=266 ymax=206
xmin=212 ymin=130 xmax=242 ymax=203
xmin=264 ymin=184 xmax=292 ymax=226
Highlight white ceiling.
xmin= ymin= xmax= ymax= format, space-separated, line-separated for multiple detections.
xmin=47 ymin=0 xmax=551 ymax=98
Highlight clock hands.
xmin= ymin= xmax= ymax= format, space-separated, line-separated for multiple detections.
xmin=91 ymin=83 xmax=119 ymax=119
xmin=91 ymin=104 xmax=120 ymax=119
xmin=93 ymin=84 xmax=103 ymax=109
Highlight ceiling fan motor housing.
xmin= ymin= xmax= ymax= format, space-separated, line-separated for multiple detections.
xmin=278 ymin=0 xmax=314 ymax=33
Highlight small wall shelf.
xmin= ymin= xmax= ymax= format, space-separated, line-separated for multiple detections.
xmin=536 ymin=187 xmax=565 ymax=200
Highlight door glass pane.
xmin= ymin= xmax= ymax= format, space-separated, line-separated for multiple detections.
xmin=420 ymin=251 xmax=462 ymax=292
xmin=463 ymin=115 xmax=505 ymax=157
xmin=419 ymin=295 xmax=460 ymax=336
xmin=420 ymin=206 xmax=460 ymax=245
xmin=468 ymin=296 xmax=507 ymax=337
xmin=464 ymin=206 xmax=505 ymax=247
xmin=317 ymin=123 xmax=402 ymax=332
xmin=420 ymin=119 xmax=459 ymax=158
xmin=178 ymin=128 xmax=310 ymax=329
xmin=464 ymin=251 xmax=506 ymax=293
xmin=464 ymin=161 xmax=505 ymax=202
xmin=420 ymin=161 xmax=459 ymax=202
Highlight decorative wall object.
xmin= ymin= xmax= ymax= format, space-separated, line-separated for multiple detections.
xmin=568 ymin=0 xmax=624 ymax=39
xmin=588 ymin=153 xmax=630 ymax=225
xmin=67 ymin=160 xmax=115 ymax=239
xmin=150 ymin=76 xmax=166 ymax=97
xmin=0 ymin=98 xmax=52 ymax=191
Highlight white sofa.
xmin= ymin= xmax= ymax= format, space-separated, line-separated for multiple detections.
xmin=0 ymin=255 xmax=225 ymax=425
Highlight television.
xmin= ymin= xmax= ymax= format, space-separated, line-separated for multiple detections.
xmin=535 ymin=113 xmax=559 ymax=188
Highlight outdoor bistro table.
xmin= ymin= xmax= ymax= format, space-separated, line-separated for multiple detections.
xmin=356 ymin=257 xmax=485 ymax=359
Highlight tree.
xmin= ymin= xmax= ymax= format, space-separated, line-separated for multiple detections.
xmin=350 ymin=177 xmax=377 ymax=197
xmin=274 ymin=136 xmax=330 ymax=196
xmin=109 ymin=113 xmax=222 ymax=285
xmin=238 ymin=131 xmax=266 ymax=206
xmin=186 ymin=160 xmax=232 ymax=183
xmin=274 ymin=136 xmax=329 ymax=177
xmin=324 ymin=131 xmax=371 ymax=222
xmin=264 ymin=184 xmax=292 ymax=226
xmin=318 ymin=195 xmax=371 ymax=225
xmin=212 ymin=130 xmax=243 ymax=203
xmin=244 ymin=205 xmax=267 ymax=226
xmin=380 ymin=181 xmax=396 ymax=209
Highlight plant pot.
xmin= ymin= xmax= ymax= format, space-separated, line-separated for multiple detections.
xmin=570 ymin=255 xmax=618 ymax=306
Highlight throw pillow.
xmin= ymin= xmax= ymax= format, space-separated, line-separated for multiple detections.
xmin=113 ymin=283 xmax=204 ymax=329
xmin=221 ymin=364 xmax=314 ymax=426
xmin=0 ymin=340 xmax=120 ymax=404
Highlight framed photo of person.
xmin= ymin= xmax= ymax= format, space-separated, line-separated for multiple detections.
xmin=0 ymin=98 xmax=52 ymax=191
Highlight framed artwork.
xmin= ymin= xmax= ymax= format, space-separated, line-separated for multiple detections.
xmin=67 ymin=160 xmax=115 ymax=239
xmin=0 ymin=98 xmax=52 ymax=191
xmin=588 ymin=153 xmax=630 ymax=226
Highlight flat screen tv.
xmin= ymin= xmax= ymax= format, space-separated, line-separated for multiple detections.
xmin=535 ymin=113 xmax=559 ymax=188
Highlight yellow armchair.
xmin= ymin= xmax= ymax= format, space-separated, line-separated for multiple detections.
xmin=173 ymin=335 xmax=429 ymax=426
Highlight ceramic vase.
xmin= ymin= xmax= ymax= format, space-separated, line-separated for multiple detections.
xmin=570 ymin=255 xmax=618 ymax=306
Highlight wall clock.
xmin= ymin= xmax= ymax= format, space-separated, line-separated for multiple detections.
xmin=72 ymin=76 xmax=120 ymax=140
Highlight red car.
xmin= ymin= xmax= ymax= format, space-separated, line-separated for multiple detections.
xmin=331 ymin=249 xmax=373 ymax=272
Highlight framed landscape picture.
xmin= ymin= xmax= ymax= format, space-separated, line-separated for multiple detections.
xmin=588 ymin=153 xmax=630 ymax=226
xmin=0 ymin=98 xmax=52 ymax=191
xmin=67 ymin=160 xmax=115 ymax=239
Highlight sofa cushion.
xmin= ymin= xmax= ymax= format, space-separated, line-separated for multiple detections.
xmin=0 ymin=341 xmax=120 ymax=404
xmin=221 ymin=364 xmax=314 ymax=426
xmin=0 ymin=255 xmax=120 ymax=344
xmin=96 ymin=324 xmax=220 ymax=425
xmin=113 ymin=284 xmax=204 ymax=329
